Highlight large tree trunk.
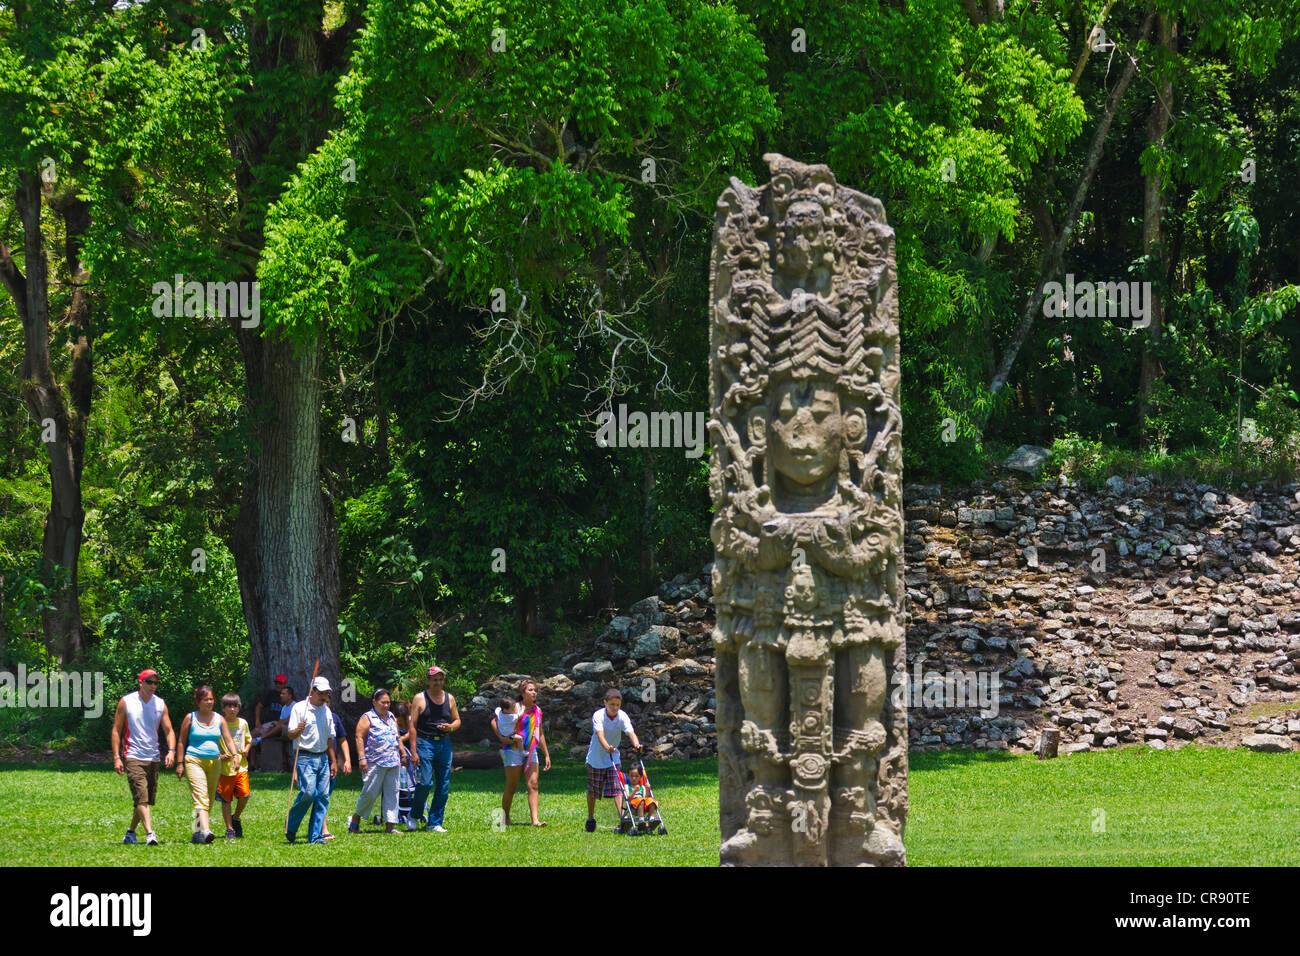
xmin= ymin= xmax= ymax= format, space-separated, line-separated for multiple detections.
xmin=515 ymin=587 xmax=545 ymax=637
xmin=236 ymin=331 xmax=341 ymax=696
xmin=1137 ymin=15 xmax=1176 ymax=442
xmin=223 ymin=9 xmax=364 ymax=696
xmin=8 ymin=173 xmax=91 ymax=663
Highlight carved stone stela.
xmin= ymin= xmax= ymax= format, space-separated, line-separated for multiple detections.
xmin=710 ymin=154 xmax=905 ymax=866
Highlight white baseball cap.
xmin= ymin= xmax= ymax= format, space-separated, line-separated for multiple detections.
xmin=312 ymin=676 xmax=332 ymax=693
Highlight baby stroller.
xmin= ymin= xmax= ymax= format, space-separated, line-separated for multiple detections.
xmin=615 ymin=751 xmax=668 ymax=837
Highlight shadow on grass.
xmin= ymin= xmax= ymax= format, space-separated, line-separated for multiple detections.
xmin=0 ymin=758 xmax=721 ymax=798
xmin=909 ymin=749 xmax=1022 ymax=772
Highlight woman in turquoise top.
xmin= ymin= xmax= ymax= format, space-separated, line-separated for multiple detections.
xmin=177 ymin=685 xmax=239 ymax=844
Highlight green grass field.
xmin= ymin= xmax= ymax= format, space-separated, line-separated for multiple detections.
xmin=4 ymin=747 xmax=1299 ymax=865
xmin=908 ymin=746 xmax=1300 ymax=866
xmin=0 ymin=757 xmax=719 ymax=866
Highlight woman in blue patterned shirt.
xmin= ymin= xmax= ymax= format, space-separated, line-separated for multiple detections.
xmin=348 ymin=688 xmax=409 ymax=834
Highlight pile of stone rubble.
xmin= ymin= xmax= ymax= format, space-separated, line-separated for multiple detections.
xmin=903 ymin=475 xmax=1300 ymax=754
xmin=460 ymin=474 xmax=1300 ymax=758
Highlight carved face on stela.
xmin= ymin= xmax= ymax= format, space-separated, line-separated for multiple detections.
xmin=752 ymin=377 xmax=867 ymax=512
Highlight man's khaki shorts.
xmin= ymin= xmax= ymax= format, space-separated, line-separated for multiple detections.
xmin=125 ymin=758 xmax=159 ymax=806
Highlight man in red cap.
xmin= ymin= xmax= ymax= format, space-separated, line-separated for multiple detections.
xmin=111 ymin=669 xmax=176 ymax=845
xmin=408 ymin=665 xmax=461 ymax=831
xmin=251 ymin=673 xmax=291 ymax=771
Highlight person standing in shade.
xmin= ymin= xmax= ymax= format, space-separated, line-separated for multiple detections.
xmin=348 ymin=688 xmax=408 ymax=834
xmin=176 ymin=685 xmax=241 ymax=844
xmin=285 ymin=676 xmax=338 ymax=845
xmin=408 ymin=665 xmax=460 ymax=832
xmin=111 ymin=668 xmax=176 ymax=845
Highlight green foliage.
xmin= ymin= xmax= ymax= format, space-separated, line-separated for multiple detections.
xmin=5 ymin=0 xmax=1300 ymax=762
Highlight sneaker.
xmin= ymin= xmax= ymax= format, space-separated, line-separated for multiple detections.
xmin=145 ymin=832 xmax=159 ymax=846
xmin=429 ymin=825 xmax=448 ymax=833
xmin=191 ymin=831 xmax=204 ymax=844
xmin=123 ymin=830 xmax=138 ymax=845
xmin=286 ymin=831 xmax=296 ymax=844
xmin=347 ymin=822 xmax=360 ymax=834
xmin=405 ymin=819 xmax=422 ymax=832
xmin=232 ymin=818 xmax=243 ymax=838
xmin=203 ymin=830 xmax=216 ymax=844
xmin=585 ymin=818 xmax=597 ymax=833
xmin=225 ymin=828 xmax=237 ymax=840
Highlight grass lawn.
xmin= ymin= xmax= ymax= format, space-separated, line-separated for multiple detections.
xmin=5 ymin=746 xmax=1299 ymax=865
xmin=0 ymin=757 xmax=719 ymax=866
xmin=908 ymin=746 xmax=1300 ymax=866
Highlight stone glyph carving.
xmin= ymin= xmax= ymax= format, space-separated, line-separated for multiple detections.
xmin=711 ymin=154 xmax=905 ymax=866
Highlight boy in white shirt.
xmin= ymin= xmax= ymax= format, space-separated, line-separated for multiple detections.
xmin=584 ymin=688 xmax=640 ymax=832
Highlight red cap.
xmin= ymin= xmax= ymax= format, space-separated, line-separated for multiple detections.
xmin=427 ymin=666 xmax=445 ymax=677
xmin=138 ymin=669 xmax=158 ymax=682
xmin=274 ymin=674 xmax=288 ymax=684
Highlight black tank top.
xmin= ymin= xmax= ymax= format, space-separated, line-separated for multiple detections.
xmin=416 ymin=690 xmax=451 ymax=739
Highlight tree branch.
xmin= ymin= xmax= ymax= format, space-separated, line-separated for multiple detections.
xmin=989 ymin=10 xmax=1155 ymax=400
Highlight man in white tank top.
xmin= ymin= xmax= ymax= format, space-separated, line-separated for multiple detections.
xmin=111 ymin=668 xmax=177 ymax=845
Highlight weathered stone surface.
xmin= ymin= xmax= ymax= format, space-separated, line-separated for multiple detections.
xmin=1242 ymin=734 xmax=1294 ymax=752
xmin=1127 ymin=609 xmax=1178 ymax=631
xmin=631 ymin=627 xmax=666 ymax=659
xmin=571 ymin=660 xmax=614 ymax=679
xmin=1002 ymin=445 xmax=1052 ymax=474
xmin=712 ymin=155 xmax=904 ymax=867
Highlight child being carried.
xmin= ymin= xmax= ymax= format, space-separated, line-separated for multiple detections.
xmin=492 ymin=693 xmax=526 ymax=766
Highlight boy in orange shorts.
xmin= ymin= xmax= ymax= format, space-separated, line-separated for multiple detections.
xmin=218 ymin=693 xmax=253 ymax=838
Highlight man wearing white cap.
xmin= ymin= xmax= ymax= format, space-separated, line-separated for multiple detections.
xmin=285 ymin=676 xmax=337 ymax=845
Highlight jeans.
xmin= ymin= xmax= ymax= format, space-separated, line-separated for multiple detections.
xmin=411 ymin=737 xmax=452 ymax=827
xmin=287 ymin=751 xmax=331 ymax=844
